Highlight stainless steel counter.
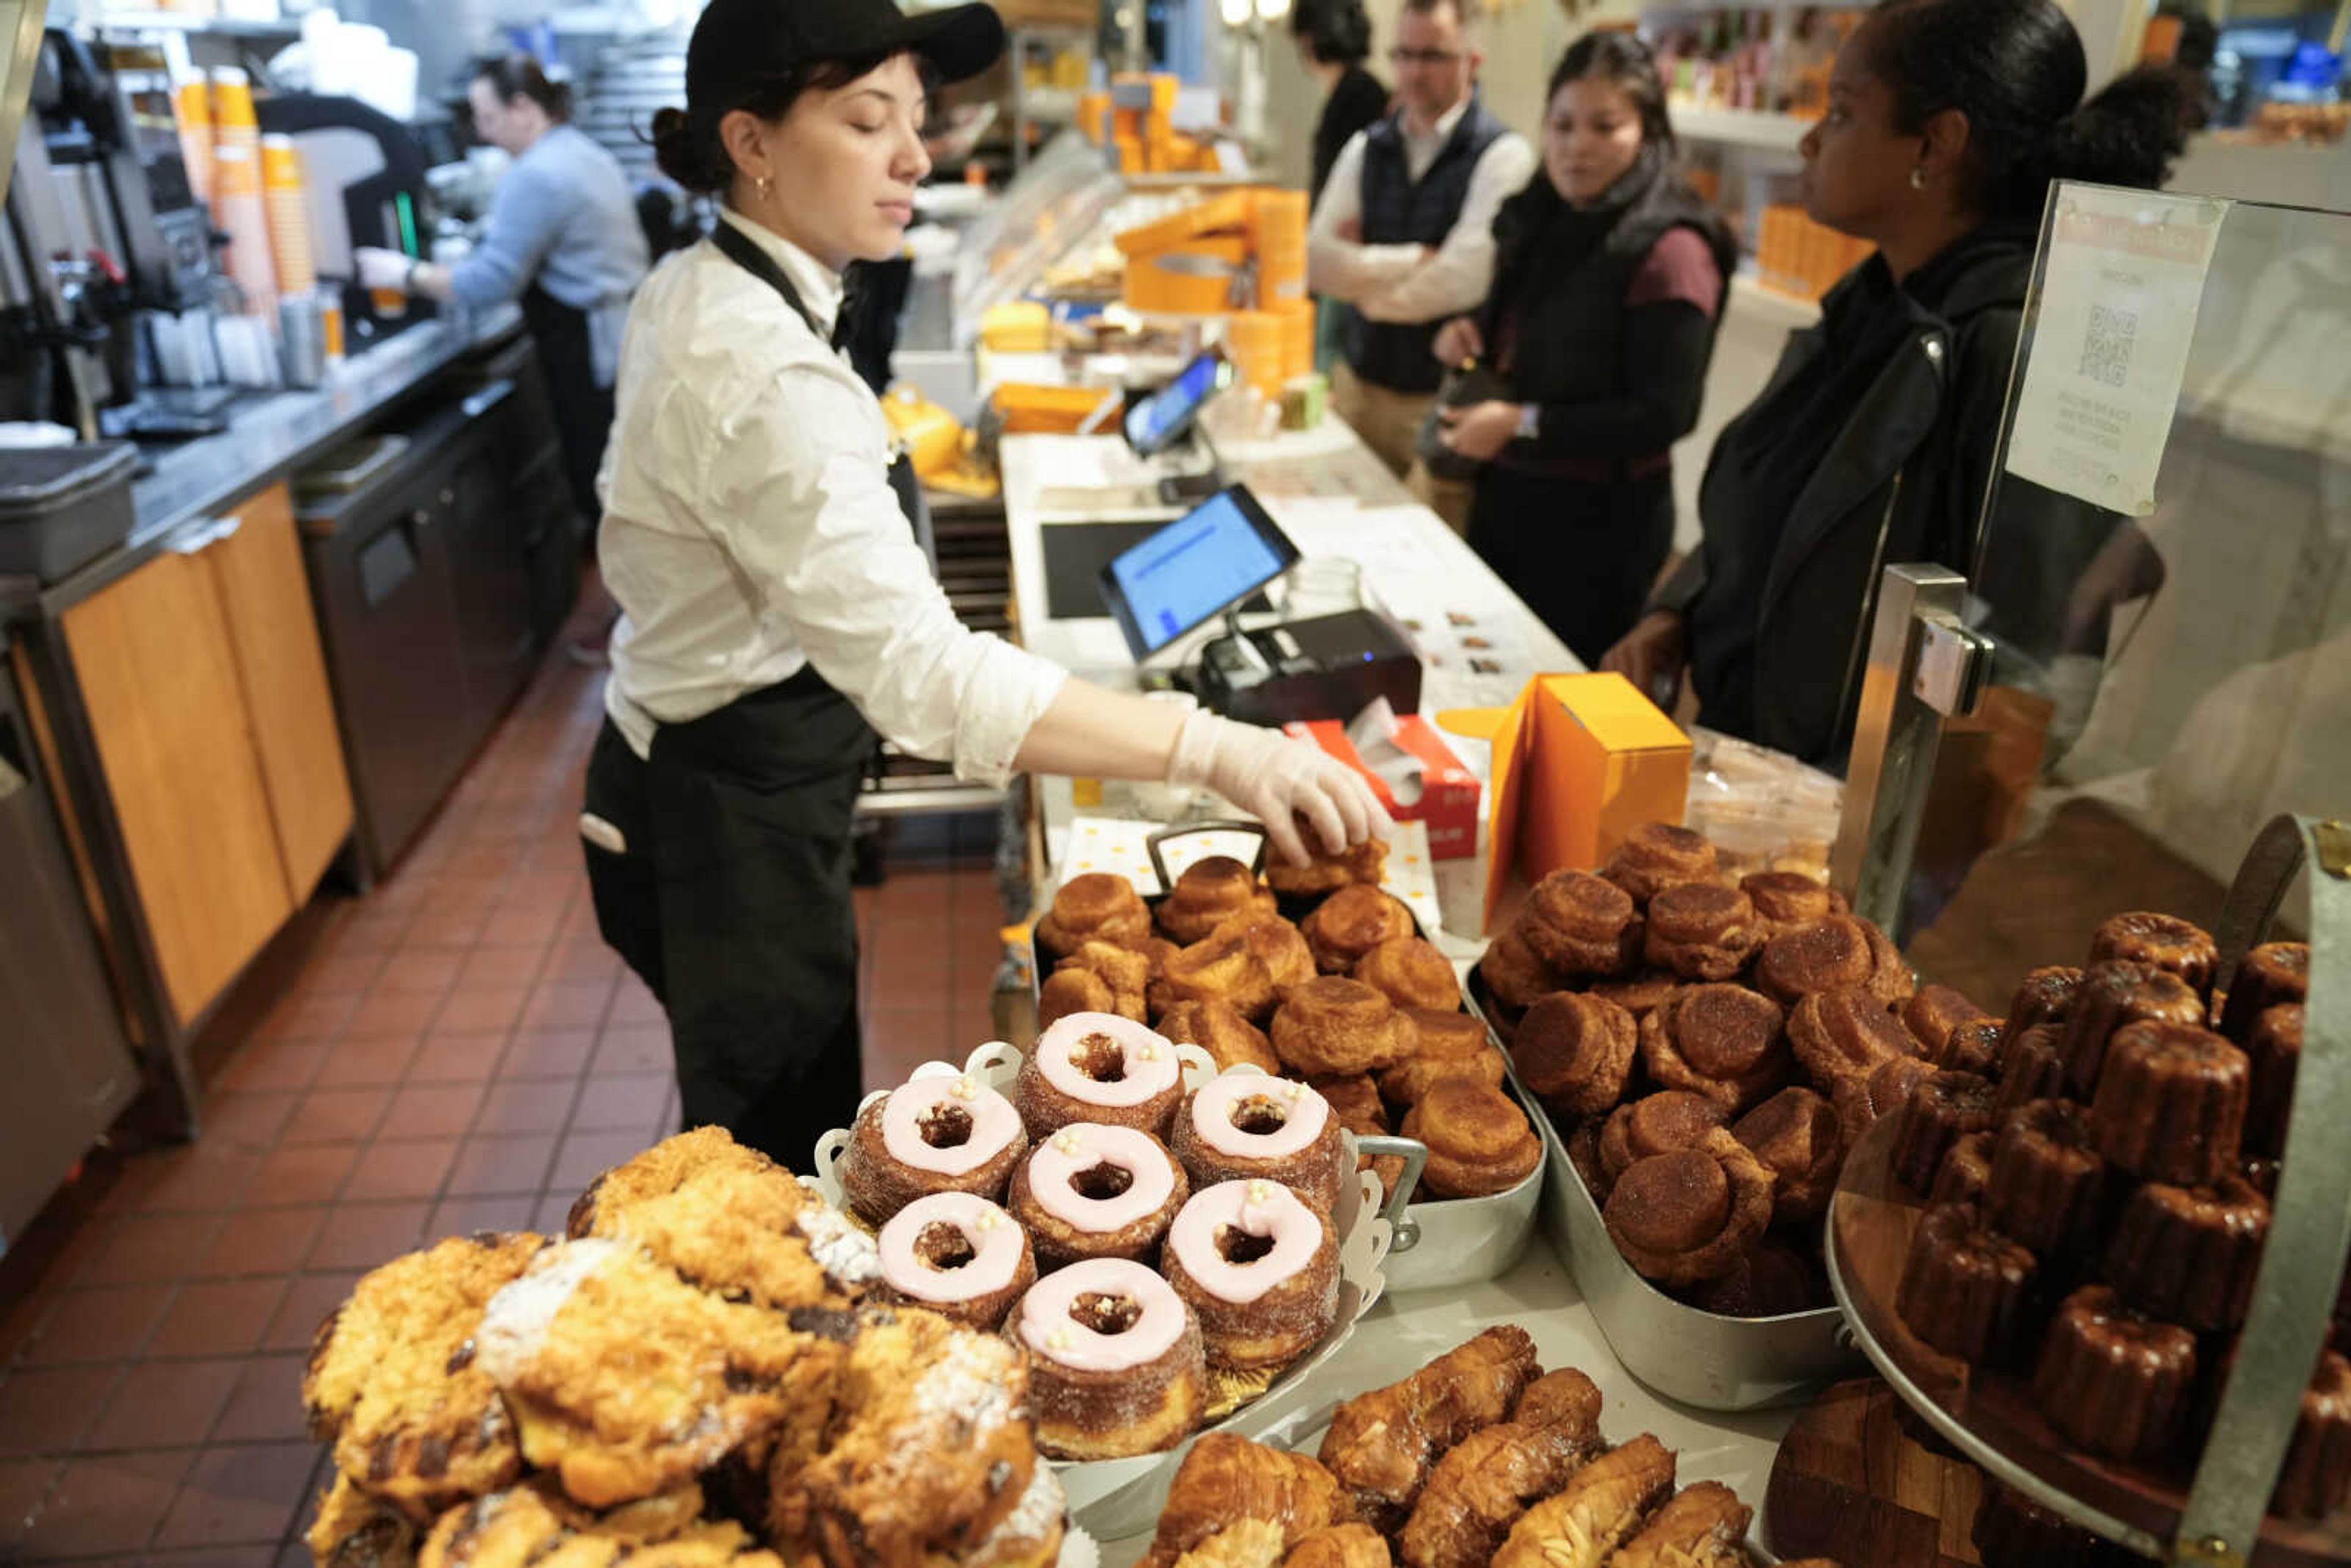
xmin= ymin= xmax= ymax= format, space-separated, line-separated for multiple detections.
xmin=10 ymin=304 xmax=524 ymax=618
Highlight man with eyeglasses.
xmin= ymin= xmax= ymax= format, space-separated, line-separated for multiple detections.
xmin=1307 ymin=0 xmax=1535 ymax=533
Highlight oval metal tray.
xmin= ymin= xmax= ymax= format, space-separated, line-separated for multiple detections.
xmin=1469 ymin=973 xmax=1861 ymax=1412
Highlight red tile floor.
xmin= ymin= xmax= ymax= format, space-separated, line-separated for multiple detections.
xmin=0 ymin=618 xmax=1011 ymax=1565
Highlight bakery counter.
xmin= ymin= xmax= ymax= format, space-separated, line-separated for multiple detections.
xmin=1092 ymin=1241 xmax=1799 ymax=1567
xmin=0 ymin=302 xmax=574 ymax=1147
xmin=999 ymin=417 xmax=1578 ymax=942
xmin=11 ymin=304 xmax=526 ymax=618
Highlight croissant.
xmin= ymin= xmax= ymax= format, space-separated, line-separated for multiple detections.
xmin=1282 ymin=1525 xmax=1392 ymax=1568
xmin=1146 ymin=1433 xmax=1342 ymax=1568
xmin=1397 ymin=1370 xmax=1604 ymax=1568
xmin=1493 ymin=1436 xmax=1676 ymax=1568
xmin=1175 ymin=1520 xmax=1291 ymax=1568
xmin=1317 ymin=1326 xmax=1542 ymax=1531
xmin=1599 ymin=1480 xmax=1750 ymax=1567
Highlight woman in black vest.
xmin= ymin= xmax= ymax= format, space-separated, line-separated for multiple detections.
xmin=1600 ymin=0 xmax=2188 ymax=766
xmin=1431 ymin=35 xmax=1734 ymax=667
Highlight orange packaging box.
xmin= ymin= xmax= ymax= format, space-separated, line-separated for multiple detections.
xmin=1461 ymin=672 xmax=1690 ymax=932
xmin=1284 ymin=714 xmax=1482 ymax=861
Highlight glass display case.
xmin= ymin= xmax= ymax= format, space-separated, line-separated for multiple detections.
xmin=1836 ymin=182 xmax=2349 ymax=1002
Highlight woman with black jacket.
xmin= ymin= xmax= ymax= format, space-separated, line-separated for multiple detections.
xmin=1292 ymin=0 xmax=1389 ymax=206
xmin=1430 ymin=35 xmax=1736 ymax=667
xmin=1599 ymin=0 xmax=2190 ymax=768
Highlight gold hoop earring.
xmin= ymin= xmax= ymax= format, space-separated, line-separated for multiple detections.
xmin=1910 ymin=165 xmax=1929 ymax=190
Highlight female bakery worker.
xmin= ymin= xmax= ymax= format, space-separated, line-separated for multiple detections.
xmin=1599 ymin=0 xmax=2188 ymax=768
xmin=356 ymin=56 xmax=649 ymax=528
xmin=582 ymin=0 xmax=1390 ymax=1167
xmin=1427 ymin=34 xmax=1736 ymax=667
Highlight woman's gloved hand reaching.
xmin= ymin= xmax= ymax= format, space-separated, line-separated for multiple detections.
xmin=1167 ymin=709 xmax=1392 ymax=865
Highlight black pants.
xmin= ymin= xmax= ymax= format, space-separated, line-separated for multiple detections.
xmin=581 ymin=670 xmax=877 ymax=1168
xmin=1467 ymin=465 xmax=1676 ymax=669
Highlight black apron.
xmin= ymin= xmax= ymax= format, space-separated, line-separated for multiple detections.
xmin=582 ymin=221 xmax=917 ymax=1166
xmin=519 ymin=283 xmax=615 ymax=533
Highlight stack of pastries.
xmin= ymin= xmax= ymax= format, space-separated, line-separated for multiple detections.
xmin=836 ymin=1005 xmax=1376 ymax=1461
xmin=1033 ymin=846 xmax=1542 ymax=1207
xmin=1139 ymin=1326 xmax=1844 ymax=1568
xmin=1881 ymin=912 xmax=2345 ymax=1529
xmin=1478 ymin=821 xmax=1922 ymax=1316
xmin=297 ymin=1128 xmax=1069 ymax=1568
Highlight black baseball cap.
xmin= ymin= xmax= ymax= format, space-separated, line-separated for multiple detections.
xmin=687 ymin=0 xmax=1007 ymax=113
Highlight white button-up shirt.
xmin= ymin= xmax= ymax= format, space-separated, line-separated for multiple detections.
xmin=1306 ymin=100 xmax=1536 ymax=326
xmin=598 ymin=208 xmax=1068 ymax=785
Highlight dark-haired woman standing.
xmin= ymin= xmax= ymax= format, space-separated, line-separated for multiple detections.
xmin=1601 ymin=0 xmax=2189 ymax=767
xmin=1293 ymin=0 xmax=1389 ymax=205
xmin=581 ymin=0 xmax=1387 ymax=1167
xmin=1430 ymin=34 xmax=1734 ymax=667
xmin=358 ymin=56 xmax=648 ymax=525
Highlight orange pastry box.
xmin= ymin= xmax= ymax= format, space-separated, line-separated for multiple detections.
xmin=1445 ymin=672 xmax=1692 ymax=934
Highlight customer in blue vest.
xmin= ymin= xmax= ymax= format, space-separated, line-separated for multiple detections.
xmin=1429 ymin=34 xmax=1735 ymax=667
xmin=1306 ymin=0 xmax=1534 ymax=533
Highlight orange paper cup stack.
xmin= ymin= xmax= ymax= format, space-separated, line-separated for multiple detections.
xmin=1252 ymin=189 xmax=1308 ymax=309
xmin=174 ymin=75 xmax=214 ymax=210
xmin=260 ymin=134 xmax=316 ymax=294
xmin=209 ymin=141 xmax=279 ymax=320
xmin=1226 ymin=310 xmax=1286 ymax=400
xmin=1273 ymin=299 xmax=1316 ymax=384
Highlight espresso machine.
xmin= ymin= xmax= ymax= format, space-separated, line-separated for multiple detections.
xmin=2 ymin=28 xmax=227 ymax=436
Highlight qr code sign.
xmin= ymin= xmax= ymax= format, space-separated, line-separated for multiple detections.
xmin=2079 ymin=303 xmax=2138 ymax=388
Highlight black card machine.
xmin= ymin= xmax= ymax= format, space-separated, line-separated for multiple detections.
xmin=1193 ymin=608 xmax=1423 ymax=727
xmin=1122 ymin=347 xmax=1232 ymax=505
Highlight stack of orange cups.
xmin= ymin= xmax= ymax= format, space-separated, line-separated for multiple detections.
xmin=1226 ymin=310 xmax=1286 ymax=401
xmin=174 ymin=75 xmax=214 ymax=210
xmin=1251 ymin=189 xmax=1308 ymax=310
xmin=1273 ymin=299 xmax=1316 ymax=384
xmin=209 ymin=141 xmax=279 ymax=320
xmin=260 ymin=134 xmax=315 ymax=295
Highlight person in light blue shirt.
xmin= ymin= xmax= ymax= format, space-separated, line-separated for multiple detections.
xmin=358 ymin=55 xmax=649 ymax=525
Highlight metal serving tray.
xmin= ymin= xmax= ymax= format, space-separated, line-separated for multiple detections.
xmin=1468 ymin=975 xmax=1861 ymax=1412
xmin=1032 ymin=822 xmax=1545 ymax=1294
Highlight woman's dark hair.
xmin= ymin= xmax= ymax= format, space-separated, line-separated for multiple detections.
xmin=1291 ymin=0 xmax=1373 ymax=67
xmin=474 ymin=53 xmax=572 ymax=124
xmin=1546 ymin=31 xmax=1676 ymax=157
xmin=1861 ymin=0 xmax=2192 ymax=217
xmin=650 ymin=49 xmax=920 ymax=195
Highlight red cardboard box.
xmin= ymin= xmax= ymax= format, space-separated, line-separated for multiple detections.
xmin=1285 ymin=712 xmax=1482 ymax=860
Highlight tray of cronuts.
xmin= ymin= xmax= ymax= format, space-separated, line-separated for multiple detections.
xmin=1132 ymin=1326 xmax=1826 ymax=1568
xmin=1025 ymin=822 xmax=1548 ymax=1295
xmin=806 ymin=1028 xmax=1417 ymax=1539
xmin=1465 ymin=820 xmax=1929 ymax=1411
xmin=1827 ymin=871 xmax=2351 ymax=1566
xmin=295 ymin=1123 xmax=1098 ymax=1568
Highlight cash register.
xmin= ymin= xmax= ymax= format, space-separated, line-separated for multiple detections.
xmin=1097 ymin=482 xmax=1421 ymax=727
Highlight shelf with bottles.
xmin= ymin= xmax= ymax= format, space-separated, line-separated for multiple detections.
xmin=1646 ymin=4 xmax=1863 ymax=138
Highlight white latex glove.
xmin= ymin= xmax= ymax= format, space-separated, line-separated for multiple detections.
xmin=354 ymin=247 xmax=413 ymax=293
xmin=1166 ymin=710 xmax=1393 ymax=866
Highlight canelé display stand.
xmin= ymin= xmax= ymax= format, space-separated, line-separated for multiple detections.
xmin=1818 ymin=815 xmax=2351 ymax=1566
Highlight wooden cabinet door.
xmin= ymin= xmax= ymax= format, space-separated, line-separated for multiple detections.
xmin=206 ymin=484 xmax=355 ymax=901
xmin=60 ymin=545 xmax=293 ymax=1027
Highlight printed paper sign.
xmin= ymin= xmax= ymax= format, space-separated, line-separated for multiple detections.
xmin=2004 ymin=186 xmax=2230 ymax=516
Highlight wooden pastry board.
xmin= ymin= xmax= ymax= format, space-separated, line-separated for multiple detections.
xmin=1764 ymin=1378 xmax=1989 ymax=1567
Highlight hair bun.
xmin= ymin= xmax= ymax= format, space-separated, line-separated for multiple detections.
xmin=648 ymin=105 xmax=718 ymax=193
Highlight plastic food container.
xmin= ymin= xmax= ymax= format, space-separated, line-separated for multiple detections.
xmin=0 ymin=442 xmax=139 ymax=583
